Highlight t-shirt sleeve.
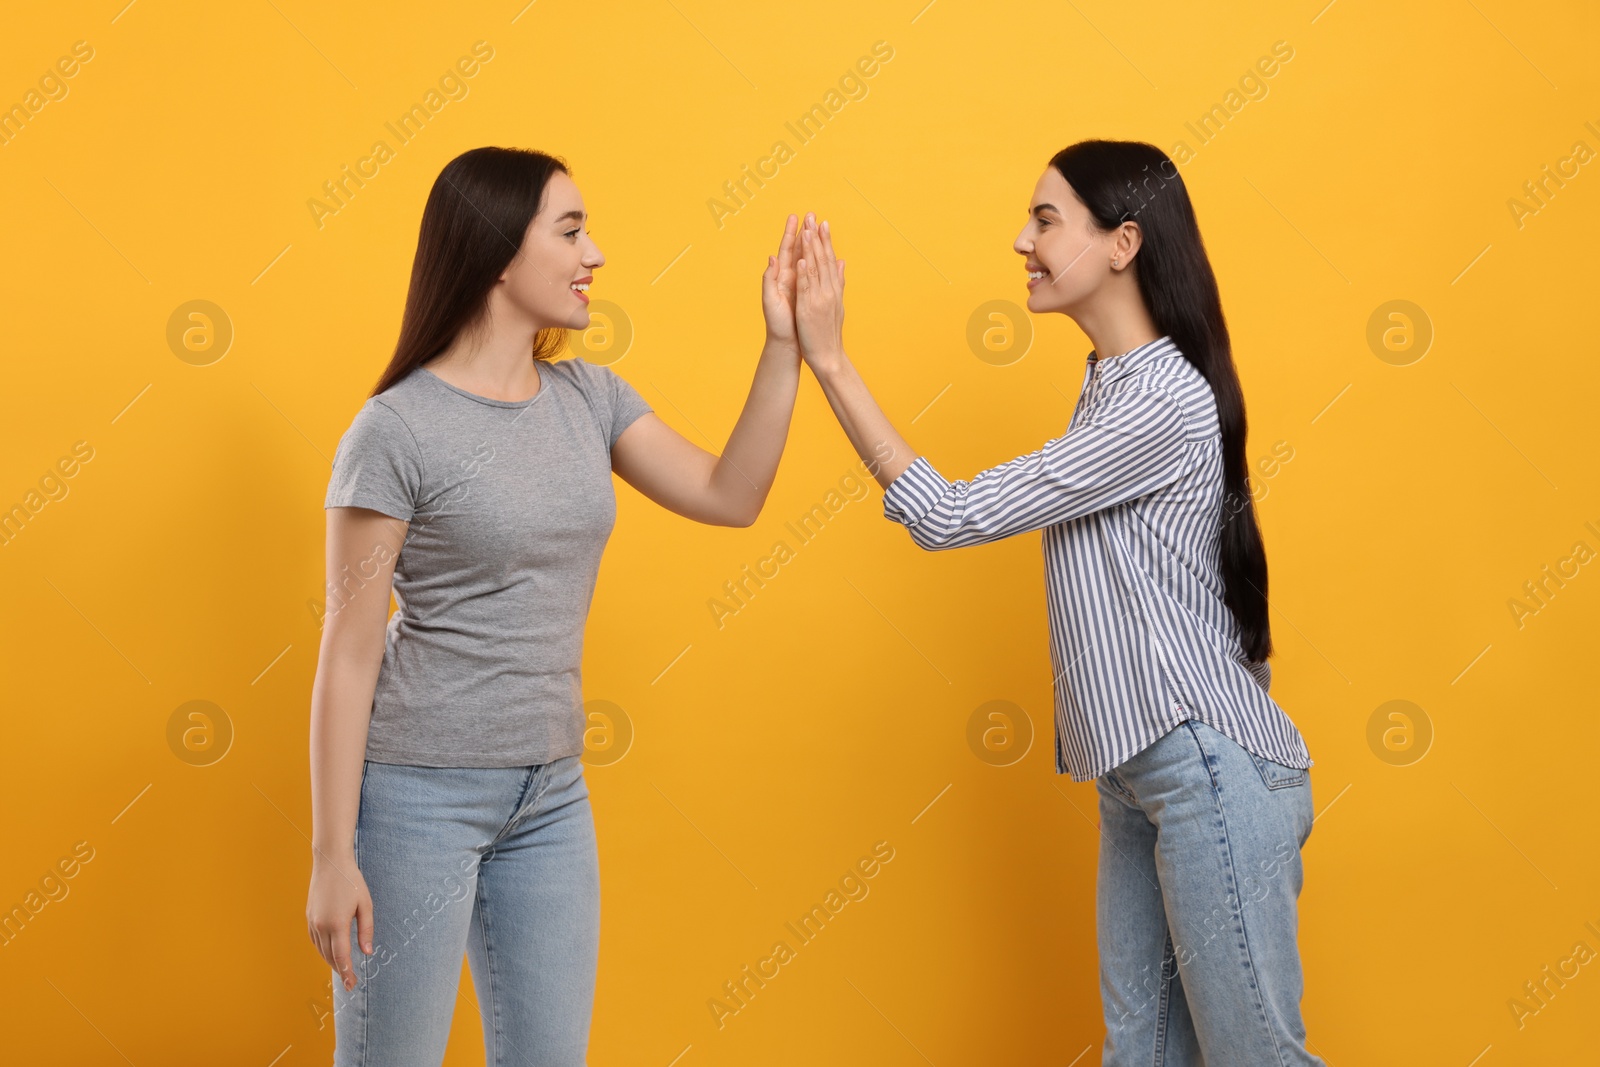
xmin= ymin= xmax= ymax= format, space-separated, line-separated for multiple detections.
xmin=324 ymin=400 xmax=424 ymax=521
xmin=580 ymin=359 xmax=653 ymax=449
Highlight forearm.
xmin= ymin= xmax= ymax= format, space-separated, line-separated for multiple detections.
xmin=308 ymin=649 xmax=377 ymax=859
xmin=709 ymin=340 xmax=803 ymax=525
xmin=810 ymin=352 xmax=917 ymax=490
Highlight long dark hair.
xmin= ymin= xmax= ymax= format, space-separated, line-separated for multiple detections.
xmin=371 ymin=146 xmax=571 ymax=398
xmin=1050 ymin=139 xmax=1273 ymax=662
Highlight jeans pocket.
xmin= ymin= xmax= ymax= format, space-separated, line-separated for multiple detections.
xmin=1249 ymin=750 xmax=1306 ymax=791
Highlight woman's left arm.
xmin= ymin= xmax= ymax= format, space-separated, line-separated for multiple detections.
xmin=610 ymin=214 xmax=803 ymax=528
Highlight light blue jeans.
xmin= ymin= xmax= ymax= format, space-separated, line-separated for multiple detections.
xmin=333 ymin=754 xmax=599 ymax=1066
xmin=1096 ymin=719 xmax=1324 ymax=1065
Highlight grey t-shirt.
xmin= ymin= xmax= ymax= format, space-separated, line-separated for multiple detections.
xmin=324 ymin=355 xmax=653 ymax=767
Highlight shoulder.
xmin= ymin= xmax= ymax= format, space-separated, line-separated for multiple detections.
xmin=1128 ymin=356 xmax=1213 ymax=442
xmin=543 ymin=356 xmax=649 ymax=416
xmin=344 ymin=370 xmax=428 ymax=428
xmin=539 ymin=355 xmax=585 ymax=382
xmin=326 ymin=384 xmax=428 ymax=514
xmin=335 ymin=388 xmax=423 ymax=460
xmin=537 ymin=357 xmax=606 ymax=414
xmin=1098 ymin=374 xmax=1188 ymax=424
xmin=544 ymin=354 xmax=626 ymax=393
xmin=343 ymin=394 xmax=410 ymax=436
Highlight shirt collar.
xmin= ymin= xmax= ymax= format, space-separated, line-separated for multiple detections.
xmin=1087 ymin=335 xmax=1180 ymax=384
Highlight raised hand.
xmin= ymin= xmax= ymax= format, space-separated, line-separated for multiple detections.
xmin=794 ymin=212 xmax=847 ymax=375
xmin=761 ymin=213 xmax=801 ymax=354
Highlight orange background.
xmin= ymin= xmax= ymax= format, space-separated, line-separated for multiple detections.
xmin=2 ymin=1 xmax=1598 ymax=1064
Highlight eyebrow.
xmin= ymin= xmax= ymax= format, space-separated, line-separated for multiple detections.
xmin=1030 ymin=203 xmax=1059 ymax=216
xmin=552 ymin=209 xmax=587 ymax=224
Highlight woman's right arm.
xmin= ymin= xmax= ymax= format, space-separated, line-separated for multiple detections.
xmin=306 ymin=506 xmax=407 ymax=992
xmin=792 ymin=219 xmax=1193 ymax=551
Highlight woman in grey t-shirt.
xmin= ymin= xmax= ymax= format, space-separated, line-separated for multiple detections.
xmin=306 ymin=147 xmax=818 ymax=1065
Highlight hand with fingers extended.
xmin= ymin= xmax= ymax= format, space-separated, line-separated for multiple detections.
xmin=307 ymin=850 xmax=375 ymax=994
xmin=761 ymin=213 xmax=803 ymax=358
xmin=793 ymin=212 xmax=848 ymax=377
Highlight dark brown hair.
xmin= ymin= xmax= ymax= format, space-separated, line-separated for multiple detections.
xmin=370 ymin=146 xmax=570 ymax=398
xmin=1051 ymin=139 xmax=1274 ymax=662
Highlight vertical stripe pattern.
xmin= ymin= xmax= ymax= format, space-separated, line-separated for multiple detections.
xmin=880 ymin=336 xmax=1313 ymax=781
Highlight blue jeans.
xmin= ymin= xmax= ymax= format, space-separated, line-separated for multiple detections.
xmin=333 ymin=754 xmax=599 ymax=1066
xmin=1096 ymin=719 xmax=1324 ymax=1066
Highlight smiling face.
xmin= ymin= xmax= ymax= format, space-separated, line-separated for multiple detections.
xmin=1014 ymin=166 xmax=1132 ymax=315
xmin=499 ymin=169 xmax=605 ymax=330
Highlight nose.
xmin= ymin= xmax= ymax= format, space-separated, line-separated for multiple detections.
xmin=1013 ymin=228 xmax=1031 ymax=256
xmin=584 ymin=242 xmax=605 ymax=269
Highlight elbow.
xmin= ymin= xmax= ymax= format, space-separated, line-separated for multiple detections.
xmin=696 ymin=485 xmax=760 ymax=527
xmin=723 ymin=481 xmax=763 ymax=528
xmin=905 ymin=524 xmax=953 ymax=552
xmin=701 ymin=513 xmax=754 ymax=529
xmin=720 ymin=503 xmax=760 ymax=528
xmin=731 ymin=499 xmax=762 ymax=528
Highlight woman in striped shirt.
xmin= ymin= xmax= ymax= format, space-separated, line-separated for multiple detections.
xmin=789 ymin=140 xmax=1325 ymax=1065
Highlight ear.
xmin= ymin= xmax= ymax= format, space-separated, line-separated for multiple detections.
xmin=1119 ymin=221 xmax=1144 ymax=259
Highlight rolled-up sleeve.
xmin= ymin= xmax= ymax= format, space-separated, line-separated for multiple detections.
xmin=881 ymin=383 xmax=1195 ymax=550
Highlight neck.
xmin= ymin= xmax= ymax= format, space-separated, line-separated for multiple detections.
xmin=1072 ymin=285 xmax=1162 ymax=360
xmin=426 ymin=307 xmax=547 ymax=396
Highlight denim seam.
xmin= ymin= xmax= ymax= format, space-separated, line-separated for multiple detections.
xmin=476 ymin=876 xmax=503 ymax=1065
xmin=357 ymin=933 xmax=368 ymax=1065
xmin=355 ymin=763 xmax=370 ymax=1065
xmin=1152 ymin=929 xmax=1174 ymax=1066
xmin=1184 ymin=723 xmax=1292 ymax=1067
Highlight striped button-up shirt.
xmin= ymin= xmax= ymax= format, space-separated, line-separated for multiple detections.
xmin=881 ymin=335 xmax=1313 ymax=782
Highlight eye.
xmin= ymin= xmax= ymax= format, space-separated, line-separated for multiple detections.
xmin=564 ymin=228 xmax=580 ymax=239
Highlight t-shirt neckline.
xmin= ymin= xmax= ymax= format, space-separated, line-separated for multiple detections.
xmin=419 ymin=362 xmax=547 ymax=409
